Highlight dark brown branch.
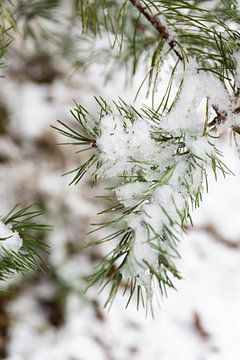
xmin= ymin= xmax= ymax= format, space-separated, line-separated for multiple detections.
xmin=208 ymin=105 xmax=227 ymax=129
xmin=193 ymin=312 xmax=211 ymax=341
xmin=208 ymin=103 xmax=240 ymax=135
xmin=129 ymin=0 xmax=169 ymax=39
xmin=128 ymin=0 xmax=183 ymax=60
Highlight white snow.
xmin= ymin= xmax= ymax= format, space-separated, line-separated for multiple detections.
xmin=97 ymin=115 xmax=157 ymax=179
xmin=115 ymin=182 xmax=149 ymax=207
xmin=161 ymin=60 xmax=231 ymax=136
xmin=0 ymin=221 xmax=22 ymax=256
xmin=186 ymin=137 xmax=214 ymax=159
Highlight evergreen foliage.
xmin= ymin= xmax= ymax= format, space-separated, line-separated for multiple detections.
xmin=0 ymin=0 xmax=240 ymax=307
xmin=0 ymin=4 xmax=51 ymax=289
xmin=0 ymin=205 xmax=50 ymax=286
xmin=55 ymin=0 xmax=240 ymax=307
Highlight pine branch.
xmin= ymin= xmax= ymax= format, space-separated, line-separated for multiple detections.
xmin=54 ymin=95 xmax=232 ymax=306
xmin=129 ymin=0 xmax=169 ymax=40
xmin=128 ymin=0 xmax=183 ymax=60
xmin=0 ymin=205 xmax=51 ymax=286
xmin=2 ymin=0 xmax=239 ymax=308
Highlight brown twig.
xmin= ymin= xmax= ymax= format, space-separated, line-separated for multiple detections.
xmin=208 ymin=103 xmax=240 ymax=135
xmin=186 ymin=223 xmax=240 ymax=249
xmin=193 ymin=312 xmax=211 ymax=341
xmin=202 ymin=224 xmax=240 ymax=249
xmin=128 ymin=0 xmax=183 ymax=60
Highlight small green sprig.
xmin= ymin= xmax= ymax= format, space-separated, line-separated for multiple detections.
xmin=0 ymin=205 xmax=51 ymax=283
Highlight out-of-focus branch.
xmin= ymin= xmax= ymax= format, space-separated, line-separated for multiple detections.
xmin=188 ymin=223 xmax=240 ymax=249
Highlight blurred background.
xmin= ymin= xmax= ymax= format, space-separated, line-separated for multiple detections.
xmin=1 ymin=1 xmax=240 ymax=359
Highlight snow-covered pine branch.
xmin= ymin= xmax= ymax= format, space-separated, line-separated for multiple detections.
xmin=0 ymin=5 xmax=52 ymax=290
xmin=2 ymin=0 xmax=239 ymax=306
xmin=54 ymin=0 xmax=240 ymax=307
xmin=0 ymin=221 xmax=22 ymax=256
xmin=0 ymin=205 xmax=50 ymax=287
